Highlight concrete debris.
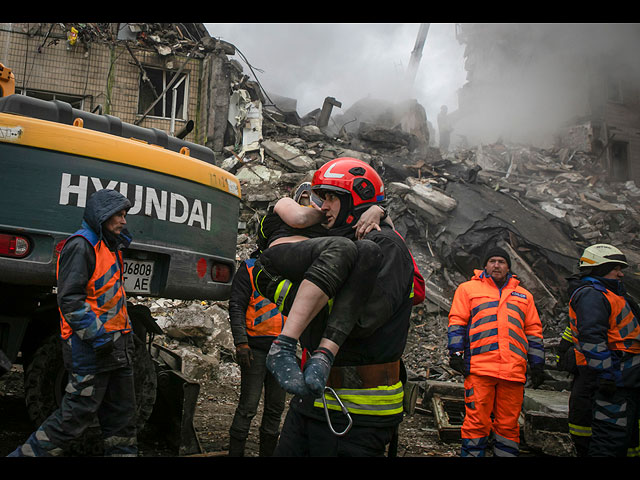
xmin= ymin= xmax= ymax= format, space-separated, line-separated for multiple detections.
xmin=139 ymin=92 xmax=640 ymax=456
xmin=261 ymin=139 xmax=317 ymax=173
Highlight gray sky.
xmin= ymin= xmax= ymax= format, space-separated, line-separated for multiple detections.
xmin=204 ymin=23 xmax=467 ymax=128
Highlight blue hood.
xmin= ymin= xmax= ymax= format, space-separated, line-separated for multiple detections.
xmin=82 ymin=189 xmax=132 ymax=247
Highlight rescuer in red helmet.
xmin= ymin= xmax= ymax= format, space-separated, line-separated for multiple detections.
xmin=252 ymin=176 xmax=388 ymax=399
xmin=264 ymin=157 xmax=414 ymax=457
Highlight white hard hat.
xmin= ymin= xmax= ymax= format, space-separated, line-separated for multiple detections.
xmin=579 ymin=244 xmax=628 ymax=269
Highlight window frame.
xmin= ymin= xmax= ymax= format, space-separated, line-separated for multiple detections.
xmin=137 ymin=66 xmax=189 ymax=121
xmin=16 ymin=88 xmax=86 ymax=109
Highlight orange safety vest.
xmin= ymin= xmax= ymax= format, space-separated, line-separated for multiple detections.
xmin=57 ymin=228 xmax=131 ymax=341
xmin=448 ymin=269 xmax=544 ymax=383
xmin=569 ymin=280 xmax=640 ymax=368
xmin=245 ymin=258 xmax=286 ymax=338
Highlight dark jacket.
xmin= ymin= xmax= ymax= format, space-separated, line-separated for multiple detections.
xmin=568 ymin=274 xmax=640 ymax=387
xmin=57 ymin=189 xmax=133 ymax=374
xmin=296 ymin=224 xmax=415 ymax=428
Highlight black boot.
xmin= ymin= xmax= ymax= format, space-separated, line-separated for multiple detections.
xmin=228 ymin=436 xmax=246 ymax=457
xmin=259 ymin=431 xmax=279 ymax=457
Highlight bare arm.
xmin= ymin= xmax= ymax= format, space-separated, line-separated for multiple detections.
xmin=273 ymin=197 xmax=325 ymax=228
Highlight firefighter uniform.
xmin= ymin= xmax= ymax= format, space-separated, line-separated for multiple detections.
xmin=260 ymin=158 xmax=415 ymax=456
xmin=448 ymin=268 xmax=544 ymax=457
xmin=274 ymin=225 xmax=414 ymax=456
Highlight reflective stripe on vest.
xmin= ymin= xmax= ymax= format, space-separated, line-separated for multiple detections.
xmin=468 ymin=298 xmax=533 ymax=362
xmin=58 ymin=229 xmax=130 ymax=340
xmin=570 ymin=282 xmax=640 ymax=370
xmin=313 ymin=381 xmax=404 ymax=416
xmin=245 ymin=260 xmax=286 ymax=337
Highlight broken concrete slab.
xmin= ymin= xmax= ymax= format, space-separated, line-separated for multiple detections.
xmin=404 ymin=193 xmax=447 ymax=225
xmin=262 ymin=139 xmax=316 ymax=172
xmin=521 ymin=388 xmax=573 ymax=456
xmin=235 ymin=164 xmax=282 ymax=184
xmin=409 ymin=182 xmax=457 ymax=213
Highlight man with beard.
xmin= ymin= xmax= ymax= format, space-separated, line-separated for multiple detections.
xmin=447 ymin=246 xmax=545 ymax=457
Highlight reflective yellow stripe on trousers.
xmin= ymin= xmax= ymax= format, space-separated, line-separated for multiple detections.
xmin=313 ymin=381 xmax=404 ymax=416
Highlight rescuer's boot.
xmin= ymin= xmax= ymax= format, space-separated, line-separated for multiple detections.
xmin=259 ymin=431 xmax=279 ymax=457
xmin=266 ymin=334 xmax=310 ymax=397
xmin=228 ymin=435 xmax=246 ymax=457
xmin=303 ymin=347 xmax=335 ymax=397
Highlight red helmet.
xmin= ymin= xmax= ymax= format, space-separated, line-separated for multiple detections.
xmin=311 ymin=157 xmax=385 ymax=208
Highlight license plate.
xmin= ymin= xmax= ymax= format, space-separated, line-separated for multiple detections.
xmin=122 ymin=259 xmax=154 ymax=294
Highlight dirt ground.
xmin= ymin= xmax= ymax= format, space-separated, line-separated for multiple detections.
xmin=0 ymin=325 xmax=459 ymax=458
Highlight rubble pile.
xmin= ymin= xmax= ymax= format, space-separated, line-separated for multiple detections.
xmin=146 ymin=96 xmax=640 ymax=392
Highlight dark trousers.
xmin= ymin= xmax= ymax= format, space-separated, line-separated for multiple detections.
xmin=568 ymin=366 xmax=597 ymax=456
xmin=273 ymin=404 xmax=396 ymax=457
xmin=8 ymin=364 xmax=137 ymax=457
xmin=256 ymin=236 xmax=382 ymax=347
xmin=589 ymin=385 xmax=640 ymax=457
xmin=229 ymin=347 xmax=286 ymax=441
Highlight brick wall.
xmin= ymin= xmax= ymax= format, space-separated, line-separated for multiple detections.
xmin=0 ymin=24 xmax=203 ymax=144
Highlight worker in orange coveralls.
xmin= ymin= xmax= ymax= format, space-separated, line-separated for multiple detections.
xmin=447 ymin=246 xmax=545 ymax=457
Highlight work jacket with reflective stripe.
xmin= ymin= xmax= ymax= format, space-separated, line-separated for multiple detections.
xmin=569 ymin=276 xmax=640 ymax=387
xmin=245 ymin=259 xmax=286 ymax=337
xmin=447 ymin=269 xmax=544 ymax=383
xmin=57 ymin=228 xmax=131 ymax=346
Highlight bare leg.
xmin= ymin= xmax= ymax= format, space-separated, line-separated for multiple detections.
xmin=279 ymin=280 xmax=329 ymax=340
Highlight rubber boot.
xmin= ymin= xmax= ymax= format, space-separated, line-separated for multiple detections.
xmin=303 ymin=347 xmax=335 ymax=397
xmin=259 ymin=431 xmax=279 ymax=457
xmin=228 ymin=436 xmax=246 ymax=457
xmin=266 ymin=334 xmax=310 ymax=396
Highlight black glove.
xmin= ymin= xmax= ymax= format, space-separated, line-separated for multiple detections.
xmin=235 ymin=343 xmax=253 ymax=369
xmin=530 ymin=364 xmax=545 ymax=389
xmin=597 ymin=377 xmax=617 ymax=398
xmin=449 ymin=352 xmax=465 ymax=376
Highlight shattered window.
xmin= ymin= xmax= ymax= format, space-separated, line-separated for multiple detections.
xmin=17 ymin=89 xmax=84 ymax=110
xmin=138 ymin=66 xmax=188 ymax=120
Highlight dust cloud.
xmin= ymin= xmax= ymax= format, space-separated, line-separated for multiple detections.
xmin=451 ymin=23 xmax=640 ymax=148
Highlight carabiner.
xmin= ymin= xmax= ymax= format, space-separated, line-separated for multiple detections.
xmin=322 ymin=386 xmax=353 ymax=436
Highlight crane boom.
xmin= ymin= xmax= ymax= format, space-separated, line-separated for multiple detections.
xmin=406 ymin=23 xmax=430 ymax=88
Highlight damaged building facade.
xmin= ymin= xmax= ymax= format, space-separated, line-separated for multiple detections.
xmin=453 ymin=23 xmax=640 ymax=184
xmin=0 ymin=22 xmax=244 ymax=157
xmin=2 ymin=22 xmax=640 ymax=456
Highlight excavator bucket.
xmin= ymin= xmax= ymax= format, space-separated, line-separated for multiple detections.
xmin=146 ymin=343 xmax=202 ymax=456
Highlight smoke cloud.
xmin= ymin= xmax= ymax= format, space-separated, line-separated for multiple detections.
xmin=205 ymin=23 xmax=466 ymax=136
xmin=452 ymin=23 xmax=640 ymax=147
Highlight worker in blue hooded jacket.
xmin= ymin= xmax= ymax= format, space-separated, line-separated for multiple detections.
xmin=8 ymin=189 xmax=137 ymax=457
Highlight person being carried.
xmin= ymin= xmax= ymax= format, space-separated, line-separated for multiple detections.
xmin=226 ymin=184 xmax=319 ymax=457
xmin=253 ymin=181 xmax=388 ymax=397
xmin=272 ymin=157 xmax=416 ymax=457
